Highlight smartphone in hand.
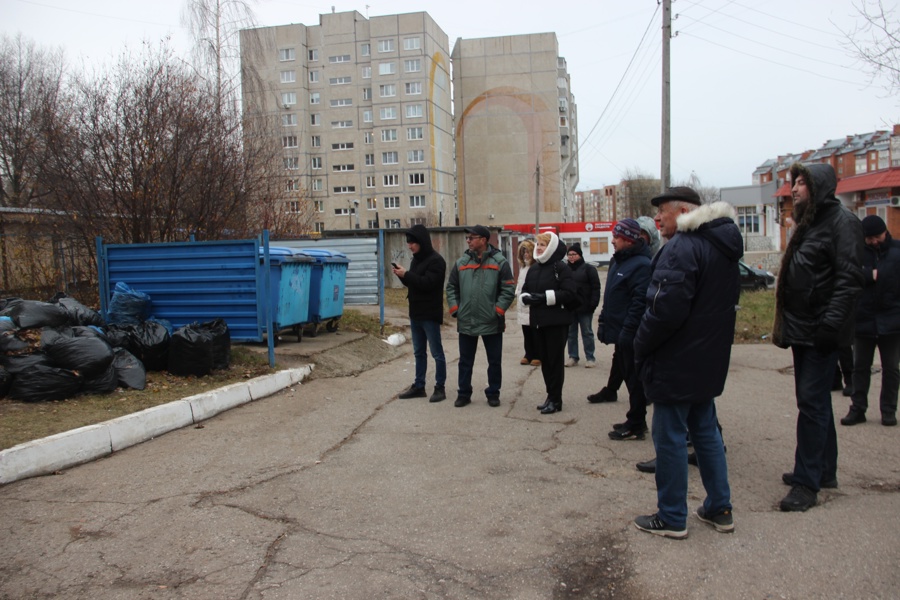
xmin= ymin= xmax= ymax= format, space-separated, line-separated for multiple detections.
xmin=391 ymin=262 xmax=400 ymax=269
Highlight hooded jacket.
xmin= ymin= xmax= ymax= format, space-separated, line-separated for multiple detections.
xmin=634 ymin=201 xmax=743 ymax=405
xmin=446 ymin=242 xmax=516 ymax=336
xmin=399 ymin=224 xmax=446 ymax=323
xmin=521 ymin=232 xmax=578 ymax=328
xmin=568 ymin=256 xmax=602 ymax=315
xmin=855 ymin=232 xmax=900 ymax=337
xmin=598 ymin=240 xmax=651 ymax=345
xmin=772 ymin=163 xmax=864 ymax=349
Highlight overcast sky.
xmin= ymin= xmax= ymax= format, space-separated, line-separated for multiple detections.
xmin=5 ymin=0 xmax=899 ymax=191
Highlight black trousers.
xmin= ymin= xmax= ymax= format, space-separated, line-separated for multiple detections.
xmin=534 ymin=324 xmax=569 ymax=404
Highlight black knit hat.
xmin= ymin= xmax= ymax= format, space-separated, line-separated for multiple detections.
xmin=567 ymin=243 xmax=583 ymax=258
xmin=650 ymin=186 xmax=702 ymax=207
xmin=862 ymin=215 xmax=887 ymax=237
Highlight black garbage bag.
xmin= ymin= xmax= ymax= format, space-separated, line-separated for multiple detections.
xmin=42 ymin=328 xmax=114 ymax=378
xmin=8 ymin=364 xmax=83 ymax=402
xmin=0 ymin=297 xmax=23 ymax=312
xmin=0 ymin=316 xmax=29 ymax=354
xmin=168 ymin=323 xmax=214 ymax=377
xmin=199 ymin=318 xmax=231 ymax=370
xmin=52 ymin=294 xmax=106 ymax=327
xmin=0 ymin=352 xmax=52 ymax=373
xmin=82 ymin=362 xmax=119 ymax=395
xmin=133 ymin=321 xmax=170 ymax=371
xmin=107 ymin=282 xmax=151 ymax=326
xmin=0 ymin=300 xmax=69 ymax=329
xmin=112 ymin=348 xmax=146 ymax=390
xmin=104 ymin=324 xmax=135 ymax=351
xmin=0 ymin=366 xmax=11 ymax=397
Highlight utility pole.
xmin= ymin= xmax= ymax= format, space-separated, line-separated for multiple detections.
xmin=661 ymin=0 xmax=672 ymax=192
xmin=534 ymin=156 xmax=541 ymax=235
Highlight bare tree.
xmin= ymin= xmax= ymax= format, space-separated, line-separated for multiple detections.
xmin=674 ymin=172 xmax=720 ymax=204
xmin=619 ymin=168 xmax=661 ymax=218
xmin=841 ymin=0 xmax=900 ymax=100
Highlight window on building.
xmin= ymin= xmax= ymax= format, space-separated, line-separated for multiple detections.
xmin=380 ymin=83 xmax=396 ymax=97
xmin=286 ymin=179 xmax=299 ymax=191
xmin=382 ymin=151 xmax=398 ymax=164
xmin=279 ymin=48 xmax=296 ymax=61
xmin=378 ymin=39 xmax=395 ymax=53
xmin=367 ymin=219 xmax=378 ymax=228
xmin=405 ymin=81 xmax=422 ymax=95
xmin=308 ymin=49 xmax=318 ymax=61
xmin=309 ymin=92 xmax=320 ymax=104
xmin=403 ymin=37 xmax=421 ymax=51
xmin=329 ymin=76 xmax=352 ymax=85
xmin=330 ymin=98 xmax=353 ymax=107
xmin=380 ymin=107 xmax=397 ymax=120
xmin=312 ymin=179 xmax=323 ymax=191
xmin=329 ymin=54 xmax=351 ymax=63
xmin=281 ymin=92 xmax=296 ymax=106
xmin=409 ymin=217 xmax=427 ymax=226
xmin=404 ymin=59 xmax=421 ymax=73
xmin=379 ymin=62 xmax=396 ymax=75
xmin=407 ymin=149 xmax=424 ymax=163
xmin=309 ymin=70 xmax=319 ymax=83
xmin=310 ymin=114 xmax=320 ymax=126
xmin=361 ymin=43 xmax=370 ymax=56
xmin=311 ymin=135 xmax=321 ymax=147
xmin=361 ymin=66 xmax=371 ymax=79
xmin=314 ymin=200 xmax=324 ymax=212
xmin=363 ymin=109 xmax=373 ymax=123
xmin=405 ymin=104 xmax=423 ymax=118
xmin=332 ymin=142 xmax=354 ymax=151
xmin=365 ymin=175 xmax=376 ymax=187
xmin=314 ymin=222 xmax=325 ymax=233
xmin=366 ymin=198 xmax=377 ymax=210
xmin=410 ymin=195 xmax=426 ymax=208
xmin=409 ymin=173 xmax=425 ymax=185
xmin=311 ymin=157 xmax=322 ymax=170
xmin=736 ymin=206 xmax=760 ymax=235
xmin=384 ymin=174 xmax=400 ymax=186
xmin=381 ymin=129 xmax=398 ymax=142
xmin=385 ymin=219 xmax=401 ymax=229
xmin=288 ymin=200 xmax=300 ymax=213
xmin=282 ymin=113 xmax=297 ymax=127
xmin=362 ymin=87 xmax=372 ymax=100
xmin=384 ymin=196 xmax=400 ymax=209
xmin=365 ymin=153 xmax=375 ymax=166
xmin=333 ymin=164 xmax=355 ymax=172
xmin=282 ymin=135 xmax=298 ymax=148
xmin=407 ymin=127 xmax=423 ymax=140
xmin=280 ymin=70 xmax=296 ymax=83
xmin=333 ymin=186 xmax=356 ymax=194
xmin=364 ymin=132 xmax=374 ymax=144
xmin=284 ymin=157 xmax=299 ymax=170
xmin=331 ymin=120 xmax=353 ymax=128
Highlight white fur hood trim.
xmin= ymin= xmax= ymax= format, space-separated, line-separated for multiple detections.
xmin=676 ymin=201 xmax=737 ymax=232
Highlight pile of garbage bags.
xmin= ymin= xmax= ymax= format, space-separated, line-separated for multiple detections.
xmin=0 ymin=285 xmax=231 ymax=403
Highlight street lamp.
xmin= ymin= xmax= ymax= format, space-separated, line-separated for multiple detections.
xmin=534 ymin=141 xmax=554 ymax=235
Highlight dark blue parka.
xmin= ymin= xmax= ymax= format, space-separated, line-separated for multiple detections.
xmin=855 ymin=233 xmax=900 ymax=338
xmin=598 ymin=242 xmax=651 ymax=345
xmin=634 ymin=202 xmax=743 ymax=405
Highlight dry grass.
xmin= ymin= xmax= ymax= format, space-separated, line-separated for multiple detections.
xmin=735 ymin=288 xmax=775 ymax=343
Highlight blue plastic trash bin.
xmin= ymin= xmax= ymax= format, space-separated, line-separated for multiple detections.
xmin=260 ymin=247 xmax=314 ymax=343
xmin=298 ymin=248 xmax=350 ymax=336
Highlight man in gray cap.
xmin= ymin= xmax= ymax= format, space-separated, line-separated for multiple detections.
xmin=446 ymin=225 xmax=516 ymax=407
xmin=841 ymin=214 xmax=900 ymax=427
xmin=632 ymin=187 xmax=742 ymax=538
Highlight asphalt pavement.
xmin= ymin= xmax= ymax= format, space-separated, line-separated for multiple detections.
xmin=0 ymin=306 xmax=898 ymax=599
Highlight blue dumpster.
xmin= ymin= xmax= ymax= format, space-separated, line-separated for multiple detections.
xmin=298 ymin=249 xmax=350 ymax=336
xmin=261 ymin=247 xmax=314 ymax=343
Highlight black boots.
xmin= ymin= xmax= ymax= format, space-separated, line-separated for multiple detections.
xmin=540 ymin=401 xmax=562 ymax=414
xmin=840 ymin=407 xmax=866 ymax=426
xmin=537 ymin=398 xmax=552 ymax=411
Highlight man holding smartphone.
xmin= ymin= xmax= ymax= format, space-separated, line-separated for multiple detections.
xmin=393 ymin=225 xmax=447 ymax=403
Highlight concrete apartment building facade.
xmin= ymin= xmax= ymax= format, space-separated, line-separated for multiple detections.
xmin=451 ymin=33 xmax=578 ymax=228
xmin=239 ymin=11 xmax=455 ymax=233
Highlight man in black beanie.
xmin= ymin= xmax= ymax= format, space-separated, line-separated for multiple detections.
xmin=393 ymin=225 xmax=447 ymax=403
xmin=565 ymin=243 xmax=601 ymax=368
xmin=840 ymin=215 xmax=900 ymax=427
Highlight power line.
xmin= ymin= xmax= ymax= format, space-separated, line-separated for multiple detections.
xmin=13 ymin=0 xmax=175 ymax=28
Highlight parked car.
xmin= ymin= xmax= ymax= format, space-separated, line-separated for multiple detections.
xmin=739 ymin=261 xmax=775 ymax=291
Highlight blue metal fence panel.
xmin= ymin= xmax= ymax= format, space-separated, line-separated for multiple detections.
xmin=97 ymin=238 xmax=266 ymax=342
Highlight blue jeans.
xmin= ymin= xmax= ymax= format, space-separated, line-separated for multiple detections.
xmin=457 ymin=332 xmax=503 ymax=398
xmin=567 ymin=312 xmax=595 ymax=361
xmin=653 ymin=400 xmax=730 ymax=528
xmin=410 ymin=318 xmax=446 ymax=388
xmin=791 ymin=345 xmax=838 ymax=491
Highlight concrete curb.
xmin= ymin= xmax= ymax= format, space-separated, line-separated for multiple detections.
xmin=0 ymin=365 xmax=314 ymax=485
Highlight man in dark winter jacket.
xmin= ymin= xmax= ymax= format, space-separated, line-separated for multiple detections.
xmin=565 ymin=244 xmax=601 ymax=368
xmin=841 ymin=215 xmax=899 ymax=428
xmin=595 ymin=219 xmax=652 ymax=441
xmin=774 ymin=163 xmax=864 ymax=512
xmin=393 ymin=225 xmax=447 ymax=403
xmin=632 ymin=187 xmax=742 ymax=539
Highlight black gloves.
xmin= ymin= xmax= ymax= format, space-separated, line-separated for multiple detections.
xmin=617 ymin=330 xmax=635 ymax=349
xmin=814 ymin=325 xmax=839 ymax=354
xmin=521 ymin=293 xmax=546 ymax=306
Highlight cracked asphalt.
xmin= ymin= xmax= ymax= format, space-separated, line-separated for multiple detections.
xmin=1 ymin=307 xmax=899 ymax=599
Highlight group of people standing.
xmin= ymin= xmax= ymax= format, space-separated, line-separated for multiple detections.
xmin=391 ymin=161 xmax=896 ymax=539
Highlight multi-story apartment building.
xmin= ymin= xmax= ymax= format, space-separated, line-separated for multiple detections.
xmin=240 ymin=11 xmax=454 ymax=233
xmin=573 ymin=189 xmax=605 ymax=222
xmin=452 ymin=33 xmax=578 ymax=228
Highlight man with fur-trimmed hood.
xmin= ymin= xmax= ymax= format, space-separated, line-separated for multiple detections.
xmin=631 ymin=186 xmax=742 ymax=539
xmin=773 ymin=163 xmax=864 ymax=512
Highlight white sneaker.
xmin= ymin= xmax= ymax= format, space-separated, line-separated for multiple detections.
xmin=585 ymin=359 xmax=597 ymax=368
xmin=565 ymin=357 xmax=578 ymax=367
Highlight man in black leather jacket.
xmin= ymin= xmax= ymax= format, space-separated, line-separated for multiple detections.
xmin=773 ymin=162 xmax=864 ymax=512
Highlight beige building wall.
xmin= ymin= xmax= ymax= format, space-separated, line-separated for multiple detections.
xmin=452 ymin=33 xmax=578 ymax=228
xmin=240 ymin=11 xmax=453 ymax=233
